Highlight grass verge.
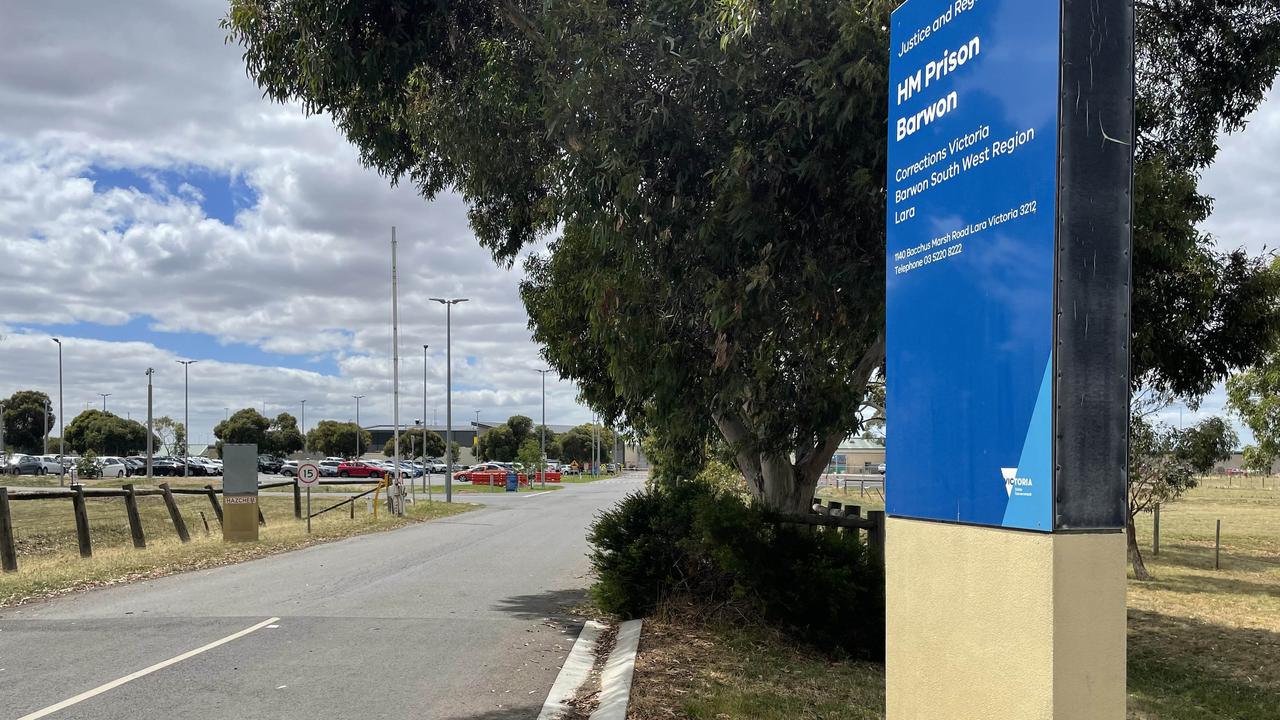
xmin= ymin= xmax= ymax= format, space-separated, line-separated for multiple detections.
xmin=1 ymin=490 xmax=475 ymax=607
xmin=626 ymin=477 xmax=1278 ymax=719
xmin=627 ymin=604 xmax=884 ymax=720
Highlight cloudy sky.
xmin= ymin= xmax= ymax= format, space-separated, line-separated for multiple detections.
xmin=0 ymin=3 xmax=1276 ymax=447
xmin=0 ymin=1 xmax=587 ymax=446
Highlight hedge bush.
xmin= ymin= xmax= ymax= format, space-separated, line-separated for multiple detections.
xmin=588 ymin=481 xmax=884 ymax=658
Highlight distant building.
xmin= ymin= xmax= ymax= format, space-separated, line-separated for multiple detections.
xmin=827 ymin=437 xmax=886 ymax=474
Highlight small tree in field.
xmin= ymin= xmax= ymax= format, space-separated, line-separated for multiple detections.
xmin=1128 ymin=397 xmax=1235 ymax=580
xmin=1242 ymin=446 xmax=1274 ymax=476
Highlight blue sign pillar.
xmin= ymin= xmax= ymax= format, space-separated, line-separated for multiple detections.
xmin=886 ymin=0 xmax=1131 ymax=533
xmin=883 ymin=1 xmax=1134 ymax=717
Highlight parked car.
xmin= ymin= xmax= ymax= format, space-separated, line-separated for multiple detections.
xmin=318 ymin=460 xmax=341 ymax=477
xmin=123 ymin=457 xmax=147 ymax=476
xmin=258 ymin=455 xmax=283 ymax=473
xmin=395 ymin=461 xmax=423 ymax=478
xmin=97 ymin=457 xmax=129 ymax=478
xmin=279 ymin=460 xmax=299 ymax=476
xmin=336 ymin=461 xmax=385 ymax=479
xmin=145 ymin=458 xmax=175 ymax=476
xmin=36 ymin=455 xmax=67 ymax=474
xmin=424 ymin=459 xmax=448 ymax=473
xmin=191 ymin=457 xmax=221 ymax=475
xmin=6 ymin=454 xmax=45 ymax=475
xmin=453 ymin=462 xmax=517 ymax=483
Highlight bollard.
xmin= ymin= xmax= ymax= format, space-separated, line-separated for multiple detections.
xmin=122 ymin=484 xmax=146 ymax=549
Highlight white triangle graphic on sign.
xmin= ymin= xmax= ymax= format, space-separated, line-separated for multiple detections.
xmin=1001 ymin=467 xmax=1017 ymax=497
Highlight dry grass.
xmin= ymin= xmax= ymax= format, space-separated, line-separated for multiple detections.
xmin=1126 ymin=476 xmax=1280 ymax=720
xmin=1 ymin=489 xmax=475 ymax=607
xmin=626 ymin=477 xmax=1278 ymax=719
xmin=627 ymin=604 xmax=883 ymax=720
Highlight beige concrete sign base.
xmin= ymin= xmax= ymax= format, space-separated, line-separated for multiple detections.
xmin=886 ymin=517 xmax=1125 ymax=720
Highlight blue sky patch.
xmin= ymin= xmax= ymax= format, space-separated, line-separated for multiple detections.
xmin=24 ymin=316 xmax=339 ymax=375
xmin=85 ymin=164 xmax=259 ymax=225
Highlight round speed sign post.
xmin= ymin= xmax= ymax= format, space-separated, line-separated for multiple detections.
xmin=297 ymin=463 xmax=321 ymax=533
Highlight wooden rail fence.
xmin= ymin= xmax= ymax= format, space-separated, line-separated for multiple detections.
xmin=2 ymin=478 xmax=298 ymax=573
xmin=767 ymin=498 xmax=886 ymax=565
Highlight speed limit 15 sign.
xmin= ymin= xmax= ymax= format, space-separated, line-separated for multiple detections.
xmin=297 ymin=463 xmax=321 ymax=488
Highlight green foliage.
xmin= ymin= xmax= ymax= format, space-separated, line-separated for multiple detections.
xmin=265 ymin=412 xmax=304 ymax=456
xmin=76 ymin=450 xmax=99 ymax=479
xmin=224 ymin=0 xmax=894 ymax=512
xmin=476 ymin=415 xmax=535 ymax=461
xmin=305 ymin=420 xmax=371 ymax=459
xmin=214 ymin=408 xmax=271 ymax=450
xmin=559 ymin=424 xmax=615 ymax=465
xmin=2 ymin=390 xmax=55 ymax=454
xmin=64 ymin=410 xmax=151 ymax=456
xmin=589 ymin=482 xmax=883 ymax=657
xmin=383 ymin=428 xmax=446 ymax=459
xmin=1129 ymin=413 xmax=1234 ymax=520
xmin=1241 ymin=445 xmax=1275 ymax=475
xmin=695 ymin=460 xmax=750 ymax=500
xmin=1226 ymin=360 xmax=1280 ymax=461
xmin=446 ymin=441 xmax=462 ymax=465
xmin=224 ymin=0 xmax=1280 ymax=512
xmin=516 ymin=437 xmax=543 ymax=470
xmin=1178 ymin=416 xmax=1237 ymax=472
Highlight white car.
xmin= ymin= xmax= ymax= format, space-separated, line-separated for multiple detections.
xmin=97 ymin=457 xmax=128 ymax=478
xmin=37 ymin=455 xmax=66 ymax=474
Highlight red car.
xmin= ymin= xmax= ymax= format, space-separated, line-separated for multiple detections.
xmin=337 ymin=461 xmax=385 ymax=478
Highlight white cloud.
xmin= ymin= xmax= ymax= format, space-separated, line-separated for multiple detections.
xmin=0 ymin=0 xmax=589 ymax=445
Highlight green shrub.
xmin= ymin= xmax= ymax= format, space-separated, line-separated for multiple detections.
xmin=588 ymin=481 xmax=884 ymax=658
xmin=76 ymin=451 xmax=99 ymax=479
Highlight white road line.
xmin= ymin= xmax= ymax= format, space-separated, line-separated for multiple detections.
xmin=537 ymin=620 xmax=605 ymax=720
xmin=523 ymin=490 xmax=555 ymax=498
xmin=590 ymin=620 xmax=643 ymax=720
xmin=16 ymin=616 xmax=280 ymax=720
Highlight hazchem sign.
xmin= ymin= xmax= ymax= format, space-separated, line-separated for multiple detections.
xmin=885 ymin=0 xmax=1132 ymax=532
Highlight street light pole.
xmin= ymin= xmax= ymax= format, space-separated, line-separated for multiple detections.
xmin=300 ymin=400 xmax=307 ymax=449
xmin=430 ymin=297 xmax=469 ymax=503
xmin=353 ymin=395 xmax=365 ymax=458
xmin=177 ymin=361 xmax=197 ymax=478
xmin=430 ymin=340 xmax=435 ymax=499
xmin=98 ymin=393 xmax=111 ymax=412
xmin=535 ymin=369 xmax=550 ymax=489
xmin=145 ymin=368 xmax=155 ymax=480
xmin=43 ymin=399 xmax=49 ymax=455
xmin=52 ymin=338 xmax=63 ymax=485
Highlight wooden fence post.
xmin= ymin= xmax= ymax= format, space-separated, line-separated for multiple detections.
xmin=1215 ymin=519 xmax=1221 ymax=570
xmin=1152 ymin=503 xmax=1160 ymax=557
xmin=122 ymin=484 xmax=146 ymax=549
xmin=204 ymin=484 xmax=224 ymax=525
xmin=258 ymin=506 xmax=267 ymax=527
xmin=0 ymin=489 xmax=17 ymax=573
xmin=293 ymin=479 xmax=302 ymax=519
xmin=72 ymin=484 xmax=93 ymax=557
xmin=199 ymin=511 xmax=211 ymax=535
xmin=868 ymin=510 xmax=886 ymax=565
xmin=159 ymin=483 xmax=190 ymax=543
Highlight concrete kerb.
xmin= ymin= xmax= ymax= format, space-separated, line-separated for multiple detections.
xmin=539 ymin=619 xmax=644 ymax=720
xmin=590 ymin=619 xmax=643 ymax=720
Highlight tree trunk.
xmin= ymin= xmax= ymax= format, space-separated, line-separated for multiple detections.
xmin=1127 ymin=518 xmax=1151 ymax=580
